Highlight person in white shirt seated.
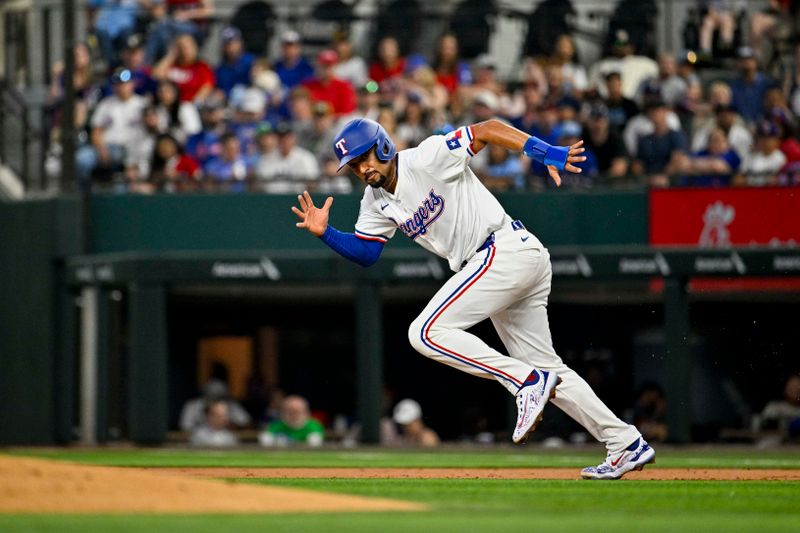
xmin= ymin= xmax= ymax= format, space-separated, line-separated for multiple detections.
xmin=256 ymin=122 xmax=320 ymax=193
xmin=190 ymin=400 xmax=240 ymax=448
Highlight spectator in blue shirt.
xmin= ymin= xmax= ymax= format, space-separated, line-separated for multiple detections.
xmin=185 ymin=95 xmax=227 ymax=164
xmin=88 ymin=0 xmax=141 ymax=63
xmin=203 ymin=133 xmax=253 ymax=192
xmin=215 ymin=26 xmax=255 ymax=98
xmin=728 ymin=46 xmax=776 ymax=125
xmin=274 ymin=30 xmax=314 ymax=90
xmin=681 ymin=128 xmax=741 ymax=187
xmin=633 ymin=99 xmax=688 ymax=187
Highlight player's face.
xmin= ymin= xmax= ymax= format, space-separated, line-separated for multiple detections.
xmin=347 ymin=149 xmax=391 ymax=188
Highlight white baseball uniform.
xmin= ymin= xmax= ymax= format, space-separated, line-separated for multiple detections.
xmin=354 ymin=126 xmax=640 ymax=453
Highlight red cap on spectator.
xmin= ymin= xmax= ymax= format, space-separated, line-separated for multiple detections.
xmin=317 ymin=49 xmax=339 ymax=66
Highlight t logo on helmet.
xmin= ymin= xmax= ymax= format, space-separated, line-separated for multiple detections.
xmin=335 ymin=138 xmax=348 ymax=155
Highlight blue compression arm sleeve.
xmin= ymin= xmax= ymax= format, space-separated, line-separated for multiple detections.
xmin=523 ymin=136 xmax=569 ymax=170
xmin=320 ymin=226 xmax=384 ymax=267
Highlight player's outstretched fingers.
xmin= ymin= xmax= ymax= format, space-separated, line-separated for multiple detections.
xmin=564 ymin=163 xmax=583 ymax=173
xmin=303 ymin=190 xmax=316 ymax=208
xmin=547 ymin=165 xmax=562 ymax=187
xmin=297 ymin=193 xmax=309 ymax=212
xmin=321 ymin=196 xmax=334 ymax=212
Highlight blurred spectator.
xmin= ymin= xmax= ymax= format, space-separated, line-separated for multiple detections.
xmin=143 ymin=0 xmax=207 ymax=64
xmin=203 ymin=133 xmax=252 ymax=192
xmin=753 ymin=374 xmax=800 ymax=442
xmin=259 ymin=395 xmax=325 ymax=447
xmin=603 ymin=72 xmax=639 ymax=133
xmin=588 ymin=29 xmax=658 ymax=100
xmin=633 ymin=382 xmax=668 ymax=443
xmin=303 ymin=49 xmax=357 ymax=117
xmin=369 ymin=36 xmax=406 ymax=85
xmin=762 ymin=87 xmax=797 ymax=129
xmin=477 ymin=144 xmax=526 ymax=192
xmin=583 ymin=104 xmax=629 ymax=179
xmin=749 ymin=0 xmax=788 ymax=62
xmin=404 ymin=58 xmax=450 ymax=116
xmin=396 ymin=92 xmax=430 ymax=149
xmin=332 ymin=31 xmax=368 ymax=89
xmin=229 ymin=87 xmax=268 ymax=155
xmin=623 ymin=92 xmax=682 ymax=157
xmin=432 ymin=33 xmax=472 ymax=95
xmin=274 ymin=30 xmax=314 ymax=89
xmin=463 ymin=54 xmax=505 ymax=107
xmin=179 ymin=379 xmax=251 ymax=431
xmin=737 ymin=120 xmax=786 ymax=186
xmin=305 ymin=101 xmax=338 ymax=162
xmin=691 ymin=103 xmax=752 ymax=161
xmin=114 ymin=34 xmax=158 ymax=97
xmin=681 ymin=127 xmax=741 ymax=186
xmin=636 ymin=53 xmax=688 ymax=108
xmin=152 ymin=33 xmax=215 ymax=102
xmin=534 ymin=121 xmax=598 ymax=188
xmin=256 ymin=122 xmax=319 ymax=193
xmin=49 ymin=42 xmax=103 ymax=127
xmin=633 ymin=99 xmax=689 ymax=187
xmin=698 ymin=0 xmax=737 ymax=61
xmin=75 ymin=68 xmax=147 ymax=188
xmin=392 ymin=399 xmax=440 ymax=448
xmin=149 ymin=132 xmax=201 ymax=191
xmin=317 ymin=154 xmax=354 ymax=194
xmin=214 ymin=26 xmax=254 ymax=98
xmin=185 ymin=94 xmax=226 ymax=164
xmin=153 ymin=80 xmax=202 ymax=143
xmin=87 ymin=0 xmax=141 ymax=64
xmin=728 ymin=46 xmax=776 ymax=124
xmin=126 ymin=105 xmax=164 ymax=183
xmin=190 ymin=399 xmax=239 ymax=447
xmin=549 ymin=34 xmax=588 ymax=96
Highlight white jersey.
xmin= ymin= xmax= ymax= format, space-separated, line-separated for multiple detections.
xmin=354 ymin=126 xmax=509 ymax=272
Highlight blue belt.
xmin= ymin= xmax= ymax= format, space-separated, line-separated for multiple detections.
xmin=475 ymin=220 xmax=526 ymax=254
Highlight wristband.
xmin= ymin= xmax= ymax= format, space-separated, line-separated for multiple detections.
xmin=523 ymin=136 xmax=569 ymax=170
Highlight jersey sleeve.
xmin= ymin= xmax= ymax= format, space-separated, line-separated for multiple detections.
xmin=354 ymin=188 xmax=397 ymax=243
xmin=416 ymin=126 xmax=477 ymax=182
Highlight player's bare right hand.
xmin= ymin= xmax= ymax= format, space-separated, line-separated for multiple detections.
xmin=291 ymin=190 xmax=333 ymax=237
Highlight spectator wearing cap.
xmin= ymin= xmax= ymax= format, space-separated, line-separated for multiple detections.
xmin=185 ymin=94 xmax=227 ymax=164
xmin=302 ymin=49 xmax=357 ymax=116
xmin=305 ymin=101 xmax=338 ymax=163
xmin=738 ymin=121 xmax=786 ymax=186
xmin=583 ymin=104 xmax=629 ymax=178
xmin=215 ymin=26 xmax=255 ymax=98
xmin=203 ymin=132 xmax=253 ymax=192
xmin=153 ymin=80 xmax=202 ymax=144
xmin=728 ymin=46 xmax=776 ymax=125
xmin=392 ymin=399 xmax=440 ymax=448
xmin=369 ymin=36 xmax=406 ymax=85
xmin=180 ymin=378 xmax=251 ymax=432
xmin=633 ymin=98 xmax=689 ymax=187
xmin=274 ymin=30 xmax=315 ymax=89
xmin=114 ymin=34 xmax=157 ymax=97
xmin=229 ymin=87 xmax=268 ymax=155
xmin=152 ymin=33 xmax=215 ymax=102
xmin=332 ymin=31 xmax=368 ymax=89
xmin=396 ymin=92 xmax=431 ymax=149
xmin=603 ymin=72 xmax=639 ymax=133
xmin=256 ymin=122 xmax=320 ymax=193
xmin=681 ymin=127 xmax=741 ymax=187
xmin=588 ymin=29 xmax=658 ymax=100
xmin=623 ymin=92 xmax=683 ymax=157
xmin=691 ymin=103 xmax=752 ymax=162
xmin=531 ymin=121 xmax=598 ymax=188
xmin=75 ymin=68 xmax=147 ymax=188
xmin=549 ymin=34 xmax=588 ymax=97
xmin=636 ymin=53 xmax=688 ymax=109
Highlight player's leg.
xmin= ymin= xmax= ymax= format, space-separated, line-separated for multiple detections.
xmin=489 ymin=248 xmax=640 ymax=453
xmin=407 ymin=244 xmax=536 ymax=395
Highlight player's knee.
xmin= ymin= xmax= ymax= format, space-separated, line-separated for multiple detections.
xmin=407 ymin=316 xmax=428 ymax=354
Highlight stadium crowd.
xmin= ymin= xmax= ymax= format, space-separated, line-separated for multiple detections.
xmin=46 ymin=0 xmax=800 ymax=193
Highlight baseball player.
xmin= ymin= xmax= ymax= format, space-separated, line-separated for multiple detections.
xmin=291 ymin=117 xmax=655 ymax=479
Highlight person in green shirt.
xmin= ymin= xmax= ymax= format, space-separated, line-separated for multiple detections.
xmin=259 ymin=394 xmax=325 ymax=447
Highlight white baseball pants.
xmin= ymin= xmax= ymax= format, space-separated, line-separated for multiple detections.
xmin=407 ymin=220 xmax=641 ymax=453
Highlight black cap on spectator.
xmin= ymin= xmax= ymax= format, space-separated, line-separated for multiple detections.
xmin=589 ymin=104 xmax=609 ymax=118
xmin=255 ymin=122 xmax=273 ymax=136
xmin=557 ymin=96 xmax=581 ymax=112
xmin=756 ymin=120 xmax=779 ymax=138
xmin=643 ymin=97 xmax=667 ymax=112
xmin=312 ymin=101 xmax=333 ymax=116
xmin=275 ymin=122 xmax=293 ymax=136
xmin=125 ymin=34 xmax=144 ymax=50
xmin=613 ymin=29 xmax=630 ymax=48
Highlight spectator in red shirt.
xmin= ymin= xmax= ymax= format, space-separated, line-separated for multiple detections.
xmin=369 ymin=37 xmax=406 ymax=85
xmin=149 ymin=132 xmax=202 ymax=191
xmin=152 ymin=33 xmax=215 ymax=102
xmin=432 ymin=33 xmax=472 ymax=95
xmin=302 ymin=50 xmax=357 ymax=117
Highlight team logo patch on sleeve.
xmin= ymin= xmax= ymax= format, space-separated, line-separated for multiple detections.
xmin=445 ymin=129 xmax=463 ymax=150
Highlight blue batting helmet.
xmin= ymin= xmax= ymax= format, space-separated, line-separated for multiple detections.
xmin=332 ymin=118 xmax=396 ymax=170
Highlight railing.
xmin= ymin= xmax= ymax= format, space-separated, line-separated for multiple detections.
xmin=0 ymin=77 xmax=48 ymax=192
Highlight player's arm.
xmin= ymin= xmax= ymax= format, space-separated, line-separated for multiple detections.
xmin=291 ymin=191 xmax=383 ymax=267
xmin=469 ymin=118 xmax=586 ymax=186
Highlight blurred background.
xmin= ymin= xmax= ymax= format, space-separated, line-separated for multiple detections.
xmin=1 ymin=0 xmax=799 ymax=450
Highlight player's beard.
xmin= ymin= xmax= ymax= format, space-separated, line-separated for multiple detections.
xmin=366 ymin=171 xmax=387 ymax=189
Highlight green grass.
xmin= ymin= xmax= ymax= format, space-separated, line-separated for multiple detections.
xmin=7 ymin=446 xmax=800 ymax=469
xmin=2 ymin=448 xmax=800 ymax=532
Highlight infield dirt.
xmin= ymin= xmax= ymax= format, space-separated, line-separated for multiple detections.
xmin=0 ymin=456 xmax=425 ymax=514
